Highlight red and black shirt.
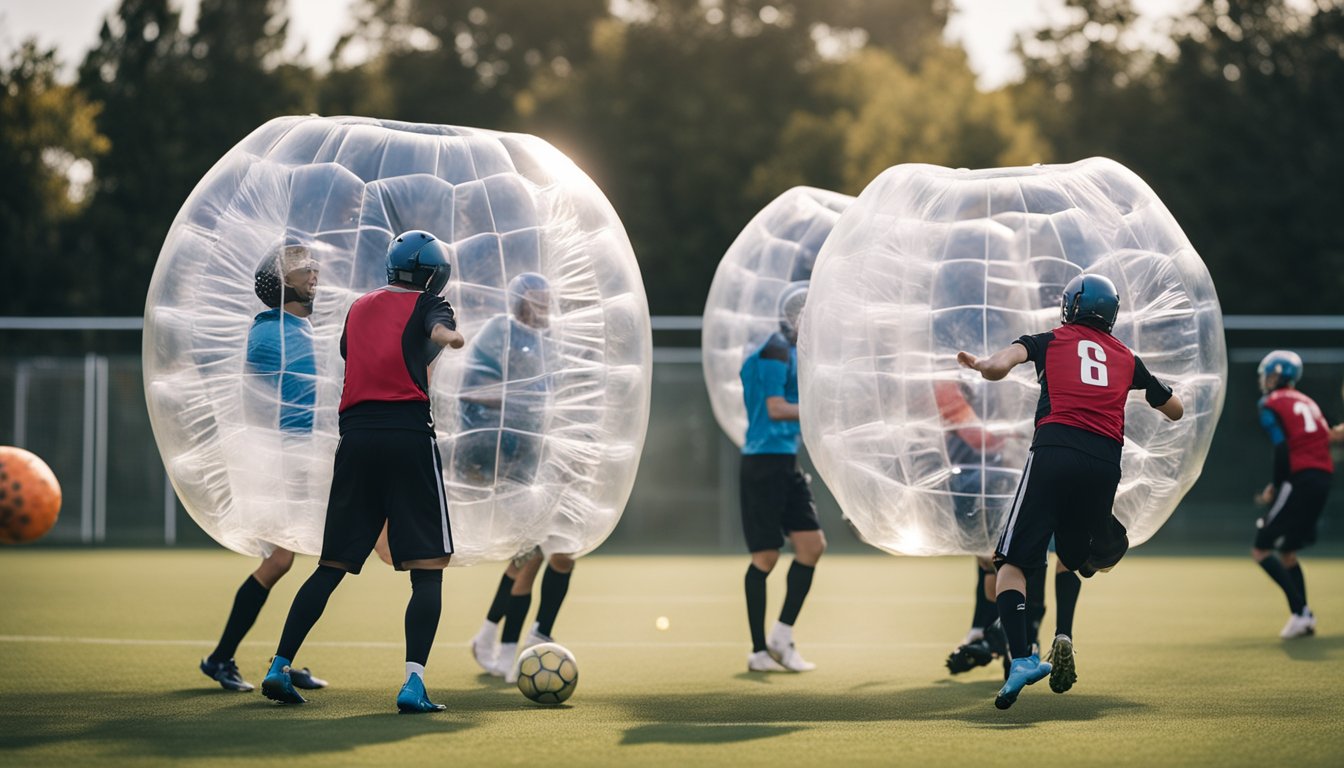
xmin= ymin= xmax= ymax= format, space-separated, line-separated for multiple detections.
xmin=338 ymin=286 xmax=456 ymax=434
xmin=1258 ymin=388 xmax=1333 ymax=479
xmin=1014 ymin=323 xmax=1173 ymax=465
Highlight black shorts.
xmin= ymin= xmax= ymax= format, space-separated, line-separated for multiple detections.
xmin=740 ymin=453 xmax=819 ymax=552
xmin=322 ymin=429 xmax=453 ymax=572
xmin=994 ymin=446 xmax=1122 ymax=572
xmin=1255 ymin=469 xmax=1331 ymax=552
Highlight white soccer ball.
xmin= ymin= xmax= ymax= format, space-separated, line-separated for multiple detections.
xmin=799 ymin=158 xmax=1226 ymax=556
xmin=143 ymin=116 xmax=651 ymax=562
xmin=515 ymin=642 xmax=579 ymax=704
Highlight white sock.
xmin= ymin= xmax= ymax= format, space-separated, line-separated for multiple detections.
xmin=405 ymin=662 xmax=425 ymax=684
xmin=477 ymin=619 xmax=499 ymax=640
xmin=770 ymin=621 xmax=793 ymax=643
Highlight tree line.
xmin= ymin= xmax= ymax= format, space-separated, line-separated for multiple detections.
xmin=2 ymin=0 xmax=1341 ymax=318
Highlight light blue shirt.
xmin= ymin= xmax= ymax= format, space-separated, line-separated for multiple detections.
xmin=740 ymin=332 xmax=800 ymax=455
xmin=246 ymin=309 xmax=316 ymax=434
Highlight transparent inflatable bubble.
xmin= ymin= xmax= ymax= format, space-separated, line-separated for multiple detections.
xmin=144 ymin=116 xmax=651 ymax=563
xmin=799 ymin=158 xmax=1226 ymax=556
xmin=702 ymin=187 xmax=854 ymax=445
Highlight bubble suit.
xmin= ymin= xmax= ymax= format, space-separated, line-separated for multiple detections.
xmin=799 ymin=158 xmax=1226 ymax=556
xmin=144 ymin=115 xmax=651 ymax=563
xmin=702 ymin=187 xmax=854 ymax=445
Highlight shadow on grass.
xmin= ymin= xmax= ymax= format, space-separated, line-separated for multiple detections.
xmin=607 ymin=679 xmax=1147 ymax=745
xmin=1279 ymin=635 xmax=1344 ymax=662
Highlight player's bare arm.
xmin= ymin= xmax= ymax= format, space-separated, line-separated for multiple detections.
xmin=1156 ymin=392 xmax=1184 ymax=421
xmin=432 ymin=323 xmax=465 ymax=349
xmin=766 ymin=395 xmax=799 ymax=421
xmin=957 ymin=344 xmax=1029 ymax=381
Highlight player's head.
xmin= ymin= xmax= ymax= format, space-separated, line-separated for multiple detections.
xmin=1257 ymin=349 xmax=1303 ymax=393
xmin=508 ymin=272 xmax=552 ymax=329
xmin=1061 ymin=273 xmax=1120 ymax=333
xmin=778 ymin=283 xmax=808 ymax=344
xmin=386 ymin=230 xmax=451 ymax=295
xmin=254 ymin=240 xmax=319 ymax=312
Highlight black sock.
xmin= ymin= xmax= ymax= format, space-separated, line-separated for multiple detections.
xmin=1055 ymin=570 xmax=1082 ymax=638
xmin=996 ymin=590 xmax=1032 ymax=659
xmin=745 ymin=564 xmax=769 ymax=653
xmin=779 ymin=561 xmax=815 ymax=626
xmin=501 ymin=592 xmax=532 ymax=644
xmin=276 ymin=565 xmax=345 ymax=662
xmin=1287 ymin=563 xmax=1307 ymax=610
xmin=1259 ymin=556 xmax=1306 ymax=615
xmin=486 ymin=573 xmax=515 ymax=623
xmin=535 ymin=565 xmax=572 ymax=638
xmin=971 ymin=565 xmax=996 ymax=630
xmin=1025 ymin=566 xmax=1047 ymax=649
xmin=208 ymin=575 xmax=269 ymax=664
xmin=405 ymin=569 xmax=442 ymax=667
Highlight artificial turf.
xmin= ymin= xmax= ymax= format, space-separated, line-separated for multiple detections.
xmin=1 ymin=550 xmax=1341 ymax=766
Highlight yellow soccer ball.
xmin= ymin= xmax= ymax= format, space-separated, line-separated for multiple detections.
xmin=515 ymin=642 xmax=578 ymax=704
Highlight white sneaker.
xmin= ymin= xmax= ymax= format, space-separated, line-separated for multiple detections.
xmin=1280 ymin=611 xmax=1316 ymax=639
xmin=492 ymin=642 xmax=517 ymax=678
xmin=767 ymin=624 xmax=817 ymax=672
xmin=521 ymin=622 xmax=552 ymax=653
xmin=471 ymin=621 xmax=499 ymax=673
xmin=747 ymin=650 xmax=788 ymax=672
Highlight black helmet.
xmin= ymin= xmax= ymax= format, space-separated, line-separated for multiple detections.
xmin=254 ymin=241 xmax=319 ymax=309
xmin=1061 ymin=274 xmax=1119 ymax=332
xmin=386 ymin=230 xmax=451 ymax=295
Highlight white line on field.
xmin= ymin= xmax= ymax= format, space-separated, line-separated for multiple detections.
xmin=0 ymin=634 xmax=947 ymax=650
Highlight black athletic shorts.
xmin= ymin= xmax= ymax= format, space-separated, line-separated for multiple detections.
xmin=740 ymin=453 xmax=820 ymax=552
xmin=321 ymin=428 xmax=453 ymax=573
xmin=1255 ymin=469 xmax=1331 ymax=552
xmin=994 ymin=446 xmax=1122 ymax=572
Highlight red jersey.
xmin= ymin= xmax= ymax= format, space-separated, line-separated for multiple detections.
xmin=1015 ymin=323 xmax=1172 ymax=464
xmin=1259 ymin=388 xmax=1334 ymax=475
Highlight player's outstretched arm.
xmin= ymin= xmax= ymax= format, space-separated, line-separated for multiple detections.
xmin=1330 ymin=423 xmax=1344 ymax=444
xmin=432 ymin=323 xmax=465 ymax=349
xmin=766 ymin=395 xmax=800 ymax=421
xmin=1156 ymin=392 xmax=1184 ymax=421
xmin=957 ymin=344 xmax=1028 ymax=381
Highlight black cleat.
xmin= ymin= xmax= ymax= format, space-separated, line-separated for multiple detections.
xmin=200 ymin=658 xmax=254 ymax=692
xmin=946 ymin=639 xmax=995 ymax=674
xmin=288 ymin=667 xmax=329 ymax=690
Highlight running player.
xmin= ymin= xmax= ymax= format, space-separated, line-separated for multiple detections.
xmin=958 ymin=273 xmax=1184 ymax=709
xmin=1250 ymin=350 xmax=1343 ymax=638
xmin=260 ymin=230 xmax=464 ymax=713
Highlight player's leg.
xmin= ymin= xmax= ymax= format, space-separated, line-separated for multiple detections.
xmin=472 ymin=561 xmax=520 ymax=672
xmin=531 ymin=553 xmax=575 ymax=644
xmin=391 ymin=434 xmax=456 ymax=713
xmin=263 ymin=432 xmax=382 ymax=705
xmin=494 ymin=552 xmax=543 ymax=678
xmin=741 ymin=454 xmax=788 ymax=672
xmin=201 ymin=547 xmax=294 ymax=692
xmin=766 ymin=460 xmax=823 ymax=672
xmin=947 ymin=558 xmax=1000 ymax=674
xmin=1251 ymin=482 xmax=1310 ymax=634
xmin=1048 ymin=557 xmax=1082 ymax=694
xmin=1280 ymin=550 xmax=1313 ymax=633
xmin=1024 ymin=563 xmax=1047 ymax=655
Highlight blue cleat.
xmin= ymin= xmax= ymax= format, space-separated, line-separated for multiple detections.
xmin=288 ymin=667 xmax=329 ymax=690
xmin=397 ymin=673 xmax=446 ymax=714
xmin=200 ymin=657 xmax=254 ymax=692
xmin=994 ymin=654 xmax=1052 ymax=710
xmin=261 ymin=656 xmax=307 ymax=705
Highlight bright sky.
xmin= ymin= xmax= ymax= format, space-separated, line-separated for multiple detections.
xmin=0 ymin=0 xmax=1201 ymax=88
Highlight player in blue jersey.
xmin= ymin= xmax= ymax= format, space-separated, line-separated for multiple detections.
xmin=198 ymin=242 xmax=328 ymax=694
xmin=739 ymin=285 xmax=825 ymax=673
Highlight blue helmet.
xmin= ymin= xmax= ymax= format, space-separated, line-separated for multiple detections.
xmin=1061 ymin=274 xmax=1120 ymax=332
xmin=386 ymin=230 xmax=451 ymax=295
xmin=1257 ymin=350 xmax=1302 ymax=392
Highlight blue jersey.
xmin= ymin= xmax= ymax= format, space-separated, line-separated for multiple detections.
xmin=458 ymin=315 xmax=553 ymax=435
xmin=246 ymin=309 xmax=317 ymax=434
xmin=740 ymin=333 xmax=800 ymax=455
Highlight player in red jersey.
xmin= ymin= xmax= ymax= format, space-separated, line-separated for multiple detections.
xmin=261 ymin=230 xmax=465 ymax=713
xmin=958 ymin=274 xmax=1184 ymax=709
xmin=1251 ymin=350 xmax=1344 ymax=638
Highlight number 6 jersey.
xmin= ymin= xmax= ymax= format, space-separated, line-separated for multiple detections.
xmin=1014 ymin=324 xmax=1175 ymax=465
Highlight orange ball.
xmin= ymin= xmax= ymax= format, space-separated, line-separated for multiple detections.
xmin=0 ymin=446 xmax=62 ymax=544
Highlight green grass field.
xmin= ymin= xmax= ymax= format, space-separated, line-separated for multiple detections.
xmin=2 ymin=550 xmax=1342 ymax=767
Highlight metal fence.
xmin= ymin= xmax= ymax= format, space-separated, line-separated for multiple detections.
xmin=2 ymin=316 xmax=1342 ymax=553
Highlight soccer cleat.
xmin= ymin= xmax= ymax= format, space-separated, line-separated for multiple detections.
xmin=471 ymin=633 xmax=498 ymax=674
xmin=200 ymin=657 xmax=254 ymax=692
xmin=260 ymin=657 xmax=307 ymax=705
xmin=766 ymin=625 xmax=817 ymax=672
xmin=288 ymin=667 xmax=328 ymax=690
xmin=491 ymin=642 xmax=518 ymax=679
xmin=747 ymin=650 xmax=789 ymax=672
xmin=946 ymin=638 xmax=995 ymax=674
xmin=994 ymin=654 xmax=1052 ymax=710
xmin=1046 ymin=635 xmax=1077 ymax=693
xmin=396 ymin=673 xmax=446 ymax=714
xmin=1280 ymin=611 xmax=1316 ymax=639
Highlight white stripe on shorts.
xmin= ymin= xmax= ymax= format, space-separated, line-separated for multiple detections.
xmin=1263 ymin=481 xmax=1293 ymax=526
xmin=431 ymin=437 xmax=453 ymax=553
xmin=997 ymin=451 xmax=1036 ymax=557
